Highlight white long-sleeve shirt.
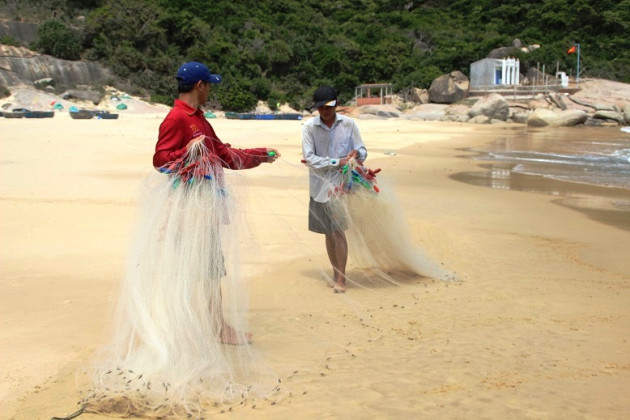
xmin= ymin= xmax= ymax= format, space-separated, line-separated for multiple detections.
xmin=302 ymin=113 xmax=367 ymax=202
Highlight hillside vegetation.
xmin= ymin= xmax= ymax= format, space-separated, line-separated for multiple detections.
xmin=1 ymin=0 xmax=628 ymax=111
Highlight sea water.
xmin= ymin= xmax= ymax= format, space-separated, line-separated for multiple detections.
xmin=482 ymin=129 xmax=630 ymax=190
xmin=452 ymin=125 xmax=630 ymax=230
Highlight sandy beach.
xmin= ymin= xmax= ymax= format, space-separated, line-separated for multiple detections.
xmin=1 ymin=114 xmax=629 ymax=419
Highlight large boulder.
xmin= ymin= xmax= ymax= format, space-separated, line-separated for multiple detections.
xmin=527 ymin=108 xmax=588 ymax=127
xmin=469 ymin=115 xmax=490 ymax=124
xmin=593 ymin=110 xmax=624 ymax=124
xmin=442 ymin=104 xmax=471 ymax=122
xmin=595 ymin=103 xmax=620 ymax=112
xmin=403 ymin=103 xmax=448 ymax=120
xmin=487 ymin=39 xmax=540 ymax=58
xmin=487 ymin=46 xmax=519 ymax=59
xmin=356 ymin=104 xmax=400 ymax=118
xmin=548 ymin=92 xmax=567 ymax=110
xmin=409 ymin=88 xmax=430 ymax=104
xmin=428 ymin=71 xmax=469 ymax=104
xmin=510 ymin=111 xmax=530 ymax=124
xmin=524 ymin=67 xmax=553 ymax=86
xmin=528 ymin=94 xmax=553 ymax=110
xmin=468 ymin=93 xmax=510 ymax=121
xmin=61 ymin=89 xmax=103 ymax=105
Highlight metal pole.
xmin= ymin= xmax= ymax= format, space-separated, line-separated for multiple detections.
xmin=576 ymin=43 xmax=581 ymax=87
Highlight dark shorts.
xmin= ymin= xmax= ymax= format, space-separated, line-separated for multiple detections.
xmin=308 ymin=197 xmax=348 ymax=234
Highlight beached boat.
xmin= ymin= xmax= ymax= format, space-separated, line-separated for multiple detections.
xmin=224 ymin=112 xmax=302 ymax=120
xmin=69 ymin=110 xmax=94 ymax=119
xmin=2 ymin=111 xmax=24 ymax=118
xmin=24 ymin=110 xmax=55 ymax=118
xmin=276 ymin=113 xmax=303 ymax=120
xmin=2 ymin=108 xmax=28 ymax=118
xmin=93 ymin=110 xmax=119 ymax=119
xmin=2 ymin=108 xmax=55 ymax=118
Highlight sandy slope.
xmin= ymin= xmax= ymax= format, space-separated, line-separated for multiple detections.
xmin=1 ymin=116 xmax=629 ymax=419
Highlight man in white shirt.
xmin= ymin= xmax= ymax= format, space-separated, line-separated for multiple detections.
xmin=302 ymin=86 xmax=368 ymax=293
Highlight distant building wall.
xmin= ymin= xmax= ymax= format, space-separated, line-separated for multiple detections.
xmin=470 ymin=58 xmax=520 ymax=89
xmin=354 ymin=83 xmax=393 ymax=106
xmin=356 ymin=97 xmax=391 ymax=106
xmin=471 ymin=58 xmax=500 ymax=87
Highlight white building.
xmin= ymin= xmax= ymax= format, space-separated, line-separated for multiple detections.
xmin=470 ymin=57 xmax=520 ymax=89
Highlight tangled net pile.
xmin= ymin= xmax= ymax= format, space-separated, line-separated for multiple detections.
xmin=81 ymin=141 xmax=279 ymax=418
xmin=328 ymin=157 xmax=456 ymax=284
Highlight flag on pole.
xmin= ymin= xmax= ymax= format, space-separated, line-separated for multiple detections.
xmin=567 ymin=45 xmax=576 ymax=54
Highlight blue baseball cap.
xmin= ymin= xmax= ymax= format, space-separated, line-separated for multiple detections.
xmin=176 ymin=62 xmax=222 ymax=84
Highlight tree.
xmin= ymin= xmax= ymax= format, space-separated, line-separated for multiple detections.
xmin=32 ymin=19 xmax=82 ymax=60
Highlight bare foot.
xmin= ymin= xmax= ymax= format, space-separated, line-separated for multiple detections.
xmin=219 ymin=324 xmax=253 ymax=345
xmin=333 ymin=282 xmax=346 ymax=293
xmin=332 ymin=276 xmax=346 ymax=293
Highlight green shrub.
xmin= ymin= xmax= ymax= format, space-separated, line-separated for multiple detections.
xmin=0 ymin=85 xmax=10 ymax=99
xmin=266 ymin=91 xmax=285 ymax=111
xmin=32 ymin=19 xmax=82 ymax=60
xmin=0 ymin=35 xmax=20 ymax=46
xmin=215 ymin=83 xmax=257 ymax=112
xmin=149 ymin=94 xmax=174 ymax=106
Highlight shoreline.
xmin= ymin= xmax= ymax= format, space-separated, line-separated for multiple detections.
xmin=450 ymin=124 xmax=630 ymax=232
xmin=452 ymin=160 xmax=630 ymax=232
xmin=1 ymin=118 xmax=629 ymax=419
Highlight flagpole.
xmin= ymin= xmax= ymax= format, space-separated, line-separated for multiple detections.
xmin=576 ymin=43 xmax=580 ymax=88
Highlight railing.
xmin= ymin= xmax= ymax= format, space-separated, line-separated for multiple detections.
xmin=469 ymin=83 xmax=566 ymax=98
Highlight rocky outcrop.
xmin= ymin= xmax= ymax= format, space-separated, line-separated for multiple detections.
xmin=409 ymin=88 xmax=429 ymax=104
xmin=442 ymin=104 xmax=470 ymax=122
xmin=568 ymin=96 xmax=596 ymax=109
xmin=0 ymin=19 xmax=38 ymax=45
xmin=568 ymin=79 xmax=630 ymax=111
xmin=402 ymin=104 xmax=448 ymax=121
xmin=527 ymin=94 xmax=553 ymax=110
xmin=487 ymin=39 xmax=540 ymax=59
xmin=0 ymin=45 xmax=112 ymax=88
xmin=428 ymin=71 xmax=469 ymax=104
xmin=398 ymin=78 xmax=629 ymax=127
xmin=469 ymin=115 xmax=490 ymax=124
xmin=527 ymin=108 xmax=588 ymax=127
xmin=593 ymin=109 xmax=625 ymax=124
xmin=511 ymin=111 xmax=530 ymax=124
xmin=548 ymin=92 xmax=567 ymax=110
xmin=61 ymin=89 xmax=103 ymax=104
xmin=525 ymin=67 xmax=553 ymax=86
xmin=468 ymin=93 xmax=509 ymax=121
xmin=356 ymin=104 xmax=401 ymax=118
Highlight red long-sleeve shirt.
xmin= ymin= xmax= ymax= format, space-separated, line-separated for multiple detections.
xmin=153 ymin=99 xmax=269 ymax=170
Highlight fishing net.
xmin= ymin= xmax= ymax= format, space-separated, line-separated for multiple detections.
xmin=81 ymin=141 xmax=279 ymax=417
xmin=320 ymin=157 xmax=456 ymax=286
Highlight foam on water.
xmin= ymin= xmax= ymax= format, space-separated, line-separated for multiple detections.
xmin=479 ymin=130 xmax=630 ymax=190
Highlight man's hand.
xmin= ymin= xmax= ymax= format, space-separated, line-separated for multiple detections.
xmin=266 ymin=148 xmax=281 ymax=162
xmin=186 ymin=135 xmax=205 ymax=151
xmin=339 ymin=149 xmax=358 ymax=167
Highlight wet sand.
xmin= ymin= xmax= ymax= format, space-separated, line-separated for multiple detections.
xmin=1 ymin=116 xmax=629 ymax=419
xmin=452 ymin=125 xmax=630 ymax=231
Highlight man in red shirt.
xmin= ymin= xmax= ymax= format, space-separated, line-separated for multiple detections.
xmin=154 ymin=62 xmax=280 ymax=344
xmin=154 ymin=61 xmax=279 ymax=170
